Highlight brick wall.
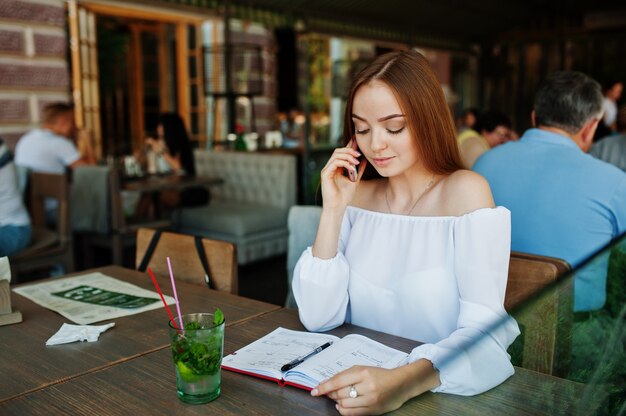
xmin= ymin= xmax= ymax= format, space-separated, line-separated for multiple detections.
xmin=0 ymin=0 xmax=69 ymax=151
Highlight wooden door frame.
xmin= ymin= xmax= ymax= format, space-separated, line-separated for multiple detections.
xmin=128 ymin=22 xmax=164 ymax=149
xmin=72 ymin=1 xmax=210 ymax=151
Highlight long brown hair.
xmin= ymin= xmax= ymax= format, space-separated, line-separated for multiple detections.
xmin=342 ymin=50 xmax=462 ymax=178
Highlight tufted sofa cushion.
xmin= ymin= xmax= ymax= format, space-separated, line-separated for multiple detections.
xmin=194 ymin=150 xmax=296 ymax=208
xmin=174 ymin=150 xmax=297 ymax=265
xmin=176 ymin=202 xmax=288 ymax=237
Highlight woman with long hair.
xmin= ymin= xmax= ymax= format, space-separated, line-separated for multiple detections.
xmin=293 ymin=50 xmax=519 ymax=414
xmin=141 ymin=113 xmax=209 ymax=212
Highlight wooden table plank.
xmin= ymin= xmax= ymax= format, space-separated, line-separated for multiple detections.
xmin=0 ymin=308 xmax=585 ymax=415
xmin=0 ymin=266 xmax=279 ymax=403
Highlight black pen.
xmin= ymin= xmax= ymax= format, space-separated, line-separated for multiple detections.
xmin=280 ymin=341 xmax=333 ymax=372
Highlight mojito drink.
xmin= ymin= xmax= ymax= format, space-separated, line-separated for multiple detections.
xmin=169 ymin=311 xmax=225 ymax=404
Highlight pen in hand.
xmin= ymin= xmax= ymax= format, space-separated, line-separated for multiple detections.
xmin=280 ymin=341 xmax=333 ymax=372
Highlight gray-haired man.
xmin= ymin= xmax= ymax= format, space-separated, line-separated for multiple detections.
xmin=473 ymin=71 xmax=626 ymax=312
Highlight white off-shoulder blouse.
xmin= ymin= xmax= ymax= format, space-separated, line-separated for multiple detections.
xmin=292 ymin=206 xmax=520 ymax=396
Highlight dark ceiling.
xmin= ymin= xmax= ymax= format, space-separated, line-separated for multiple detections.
xmin=233 ymin=1 xmax=626 ymax=42
xmin=154 ymin=0 xmax=626 ymax=50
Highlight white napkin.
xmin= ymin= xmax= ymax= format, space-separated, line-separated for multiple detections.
xmin=45 ymin=323 xmax=115 ymax=346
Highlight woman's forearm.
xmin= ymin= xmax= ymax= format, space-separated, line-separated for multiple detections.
xmin=311 ymin=207 xmax=345 ymax=259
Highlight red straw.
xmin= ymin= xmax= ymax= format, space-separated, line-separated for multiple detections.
xmin=147 ymin=267 xmax=179 ymax=329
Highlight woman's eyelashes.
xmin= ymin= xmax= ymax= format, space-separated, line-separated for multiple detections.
xmin=354 ymin=126 xmax=405 ymax=135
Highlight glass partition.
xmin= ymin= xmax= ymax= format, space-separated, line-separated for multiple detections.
xmin=511 ymin=234 xmax=625 ymax=414
xmin=440 ymin=233 xmax=625 ymax=415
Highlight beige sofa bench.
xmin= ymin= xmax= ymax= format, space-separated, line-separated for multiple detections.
xmin=173 ymin=150 xmax=296 ymax=265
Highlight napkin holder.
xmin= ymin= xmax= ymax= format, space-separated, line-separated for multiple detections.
xmin=0 ymin=280 xmax=22 ymax=326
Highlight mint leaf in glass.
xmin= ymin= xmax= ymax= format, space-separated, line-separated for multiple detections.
xmin=184 ymin=321 xmax=202 ymax=330
xmin=213 ymin=308 xmax=224 ymax=326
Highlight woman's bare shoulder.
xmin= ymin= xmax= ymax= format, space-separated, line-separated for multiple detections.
xmin=438 ymin=169 xmax=495 ymax=216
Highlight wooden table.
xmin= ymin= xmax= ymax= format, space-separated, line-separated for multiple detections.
xmin=0 ymin=266 xmax=279 ymax=403
xmin=0 ymin=308 xmax=585 ymax=415
xmin=122 ymin=174 xmax=223 ymax=194
xmin=122 ymin=174 xmax=223 ymax=219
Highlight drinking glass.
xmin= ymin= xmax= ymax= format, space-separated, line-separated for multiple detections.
xmin=168 ymin=313 xmax=225 ymax=404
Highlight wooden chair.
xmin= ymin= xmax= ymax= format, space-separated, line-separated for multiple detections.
xmin=10 ymin=172 xmax=74 ymax=282
xmin=505 ymin=251 xmax=572 ymax=376
xmin=135 ymin=228 xmax=238 ymax=294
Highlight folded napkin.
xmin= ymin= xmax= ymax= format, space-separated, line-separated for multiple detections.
xmin=46 ymin=323 xmax=115 ymax=346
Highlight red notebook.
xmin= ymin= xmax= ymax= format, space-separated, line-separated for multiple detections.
xmin=222 ymin=327 xmax=409 ymax=390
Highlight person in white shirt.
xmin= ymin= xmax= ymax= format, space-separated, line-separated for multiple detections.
xmin=0 ymin=138 xmax=31 ymax=256
xmin=15 ymin=102 xmax=96 ymax=174
xmin=293 ymin=50 xmax=519 ymax=414
xmin=602 ymin=81 xmax=622 ymax=132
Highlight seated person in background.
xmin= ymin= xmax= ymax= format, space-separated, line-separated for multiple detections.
xmin=15 ymin=102 xmax=96 ymax=227
xmin=0 ymin=138 xmax=32 ymax=256
xmin=145 ymin=113 xmax=194 ymax=176
xmin=474 ymin=71 xmax=626 ymax=312
xmin=140 ymin=113 xmax=209 ymax=213
xmin=15 ymin=102 xmax=96 ymax=174
xmin=590 ymin=105 xmax=626 ymax=172
xmin=504 ymin=128 xmax=520 ymax=142
xmin=594 ymin=80 xmax=623 ymax=142
xmin=294 ymin=50 xmax=519 ymax=414
xmin=456 ymin=110 xmax=511 ymax=168
xmin=279 ymin=108 xmax=305 ymax=147
xmin=602 ymin=80 xmax=622 ymax=133
xmin=456 ymin=107 xmax=479 ymax=133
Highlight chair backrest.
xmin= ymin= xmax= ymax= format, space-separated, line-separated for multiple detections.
xmin=28 ymin=172 xmax=71 ymax=242
xmin=285 ymin=205 xmax=322 ymax=308
xmin=506 ymin=251 xmax=572 ymax=376
xmin=9 ymin=171 xmax=74 ymax=281
xmin=506 ymin=252 xmax=571 ymax=310
xmin=70 ymin=165 xmax=110 ymax=234
xmin=135 ymin=228 xmax=238 ymax=294
xmin=108 ymin=167 xmax=127 ymax=232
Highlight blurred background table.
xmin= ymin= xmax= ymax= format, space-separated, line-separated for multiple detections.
xmin=121 ymin=174 xmax=223 ymax=194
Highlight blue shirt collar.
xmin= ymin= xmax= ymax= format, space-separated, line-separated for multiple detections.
xmin=521 ymin=128 xmax=582 ymax=152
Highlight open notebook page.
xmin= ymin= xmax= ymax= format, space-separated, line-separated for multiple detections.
xmin=284 ymin=333 xmax=409 ymax=388
xmin=222 ymin=327 xmax=339 ymax=380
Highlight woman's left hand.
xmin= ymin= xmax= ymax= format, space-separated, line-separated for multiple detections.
xmin=311 ymin=366 xmax=412 ymax=415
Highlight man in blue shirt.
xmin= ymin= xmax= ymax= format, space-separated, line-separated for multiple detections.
xmin=474 ymin=71 xmax=626 ymax=312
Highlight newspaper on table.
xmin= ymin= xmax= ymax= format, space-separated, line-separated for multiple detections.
xmin=12 ymin=272 xmax=175 ymax=324
xmin=0 ymin=257 xmax=10 ymax=283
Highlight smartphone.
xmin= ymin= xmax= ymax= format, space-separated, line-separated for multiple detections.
xmin=345 ymin=141 xmax=361 ymax=182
